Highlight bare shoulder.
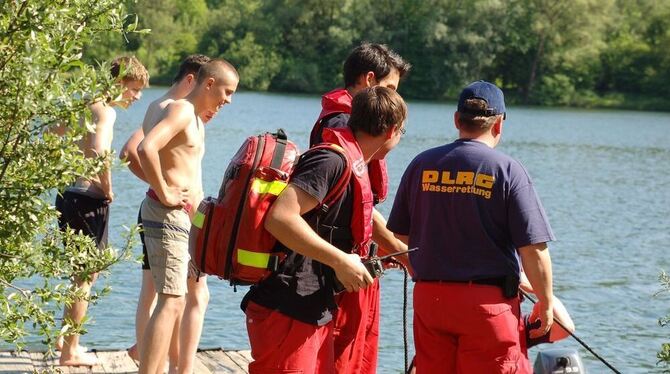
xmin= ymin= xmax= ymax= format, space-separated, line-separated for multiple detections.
xmin=167 ymin=99 xmax=195 ymax=113
xmin=157 ymin=97 xmax=175 ymax=110
xmin=145 ymin=99 xmax=195 ymax=137
xmin=146 ymin=96 xmax=174 ymax=116
xmin=89 ymin=100 xmax=116 ymax=127
xmin=163 ymin=99 xmax=196 ymax=126
xmin=142 ymin=99 xmax=167 ymax=132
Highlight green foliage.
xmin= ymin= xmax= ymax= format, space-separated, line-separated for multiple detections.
xmin=0 ymin=0 xmax=136 ymax=353
xmin=657 ymin=271 xmax=670 ymax=372
xmin=88 ymin=0 xmax=670 ymax=109
xmin=226 ymin=33 xmax=282 ymax=91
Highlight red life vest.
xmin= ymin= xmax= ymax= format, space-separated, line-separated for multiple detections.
xmin=312 ymin=88 xmax=389 ymax=204
xmin=321 ymin=127 xmax=374 ymax=257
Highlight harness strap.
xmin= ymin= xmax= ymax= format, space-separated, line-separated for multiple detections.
xmin=270 ymin=129 xmax=288 ymax=170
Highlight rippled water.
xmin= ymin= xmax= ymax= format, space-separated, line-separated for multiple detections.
xmin=24 ymin=90 xmax=670 ymax=372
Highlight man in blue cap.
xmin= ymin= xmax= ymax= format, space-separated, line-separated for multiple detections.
xmin=387 ymin=81 xmax=555 ymax=373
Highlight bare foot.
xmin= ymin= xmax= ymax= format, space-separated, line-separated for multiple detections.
xmin=55 ymin=336 xmax=88 ymax=353
xmin=59 ymin=351 xmax=98 ymax=367
xmin=127 ymin=343 xmax=139 ymax=362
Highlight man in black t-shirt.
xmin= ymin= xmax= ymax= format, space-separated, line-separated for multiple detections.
xmin=312 ymin=43 xmax=412 ymax=374
xmin=241 ymin=86 xmax=408 ymax=374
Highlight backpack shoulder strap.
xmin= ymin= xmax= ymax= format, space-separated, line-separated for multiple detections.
xmin=270 ymin=128 xmax=288 ymax=169
xmin=304 ymin=143 xmax=352 ymax=215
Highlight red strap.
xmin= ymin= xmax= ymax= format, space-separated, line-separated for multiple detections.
xmin=146 ymin=188 xmax=192 ymax=213
xmin=305 ymin=144 xmax=351 ymax=213
xmin=146 ymin=188 xmax=160 ymax=201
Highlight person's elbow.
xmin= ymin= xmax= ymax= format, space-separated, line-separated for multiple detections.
xmin=121 ymin=144 xmax=141 ymax=167
xmin=137 ymin=140 xmax=152 ymax=162
xmin=119 ymin=143 xmax=131 ymax=161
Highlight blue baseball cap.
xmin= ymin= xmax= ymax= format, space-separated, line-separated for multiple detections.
xmin=457 ymin=80 xmax=506 ymax=117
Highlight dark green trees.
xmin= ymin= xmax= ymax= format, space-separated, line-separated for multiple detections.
xmin=89 ymin=0 xmax=670 ymax=109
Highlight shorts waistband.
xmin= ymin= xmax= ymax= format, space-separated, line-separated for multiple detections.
xmin=64 ymin=186 xmax=106 ymax=200
xmin=146 ymin=188 xmax=192 ymax=214
xmin=417 ymin=277 xmax=506 ymax=288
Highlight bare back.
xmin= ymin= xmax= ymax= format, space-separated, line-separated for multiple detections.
xmin=74 ymin=101 xmax=116 ymax=198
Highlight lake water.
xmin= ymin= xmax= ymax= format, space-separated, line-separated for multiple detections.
xmin=40 ymin=89 xmax=670 ymax=372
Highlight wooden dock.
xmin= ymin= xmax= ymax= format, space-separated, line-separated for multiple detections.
xmin=0 ymin=348 xmax=251 ymax=374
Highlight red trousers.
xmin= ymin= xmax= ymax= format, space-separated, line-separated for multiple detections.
xmin=245 ymin=301 xmax=335 ymax=373
xmin=333 ymin=279 xmax=380 ymax=374
xmin=413 ymin=282 xmax=530 ymax=374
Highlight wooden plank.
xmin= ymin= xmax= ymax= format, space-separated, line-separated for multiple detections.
xmin=29 ymin=351 xmax=99 ymax=374
xmin=29 ymin=352 xmax=53 ymax=373
xmin=95 ymin=351 xmax=138 ymax=373
xmin=0 ymin=349 xmax=252 ymax=374
xmin=209 ymin=351 xmax=246 ymax=373
xmin=197 ymin=350 xmax=242 ymax=374
xmin=237 ymin=350 xmax=252 ymax=363
xmin=191 ymin=354 xmax=213 ymax=374
xmin=66 ymin=361 xmax=93 ymax=374
xmin=226 ymin=350 xmax=250 ymax=364
xmin=0 ymin=351 xmax=34 ymax=373
xmin=223 ymin=351 xmax=250 ymax=373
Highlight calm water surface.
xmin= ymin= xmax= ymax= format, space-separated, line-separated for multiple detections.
xmin=37 ymin=89 xmax=670 ymax=372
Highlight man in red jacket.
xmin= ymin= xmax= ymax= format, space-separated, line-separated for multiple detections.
xmin=310 ymin=42 xmax=411 ymax=374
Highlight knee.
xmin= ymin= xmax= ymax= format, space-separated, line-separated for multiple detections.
xmin=161 ymin=295 xmax=186 ymax=315
xmin=190 ymin=286 xmax=210 ymax=309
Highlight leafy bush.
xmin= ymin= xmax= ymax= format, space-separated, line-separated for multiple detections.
xmin=0 ymin=0 xmax=139 ymax=353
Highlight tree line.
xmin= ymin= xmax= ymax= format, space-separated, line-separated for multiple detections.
xmin=87 ymin=0 xmax=670 ymax=110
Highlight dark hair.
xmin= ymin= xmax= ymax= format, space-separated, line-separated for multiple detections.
xmin=110 ymin=56 xmax=149 ymax=86
xmin=348 ymin=86 xmax=407 ymax=137
xmin=173 ymin=54 xmax=211 ymax=84
xmin=343 ymin=42 xmax=411 ymax=87
xmin=196 ymin=58 xmax=239 ymax=84
xmin=457 ymin=98 xmax=501 ymax=131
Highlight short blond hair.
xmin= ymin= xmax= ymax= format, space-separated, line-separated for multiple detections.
xmin=111 ymin=56 xmax=149 ymax=87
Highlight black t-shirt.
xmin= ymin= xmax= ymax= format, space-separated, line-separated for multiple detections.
xmin=241 ymin=148 xmax=354 ymax=326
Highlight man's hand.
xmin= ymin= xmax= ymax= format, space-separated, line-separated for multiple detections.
xmin=529 ymin=300 xmax=554 ymax=338
xmin=159 ymin=186 xmax=189 ymax=208
xmin=333 ymin=253 xmax=374 ymax=293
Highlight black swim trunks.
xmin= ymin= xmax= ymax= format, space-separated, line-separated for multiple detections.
xmin=137 ymin=205 xmax=150 ymax=270
xmin=55 ymin=190 xmax=109 ymax=249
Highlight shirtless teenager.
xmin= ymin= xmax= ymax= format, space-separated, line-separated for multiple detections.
xmin=137 ymin=59 xmax=238 ymax=374
xmin=54 ymin=56 xmax=148 ymax=366
xmin=120 ymin=54 xmax=212 ymax=372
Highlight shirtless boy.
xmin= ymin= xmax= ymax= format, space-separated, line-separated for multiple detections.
xmin=55 ymin=56 xmax=148 ymax=366
xmin=120 ymin=54 xmax=212 ymax=373
xmin=137 ymin=59 xmax=238 ymax=374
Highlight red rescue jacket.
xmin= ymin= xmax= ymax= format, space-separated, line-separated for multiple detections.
xmin=311 ymin=88 xmax=389 ymax=205
xmin=321 ymin=127 xmax=374 ymax=257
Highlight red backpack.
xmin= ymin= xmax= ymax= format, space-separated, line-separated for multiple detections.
xmin=189 ymin=129 xmax=351 ymax=285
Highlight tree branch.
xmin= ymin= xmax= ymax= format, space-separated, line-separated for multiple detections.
xmin=0 ymin=278 xmax=31 ymax=298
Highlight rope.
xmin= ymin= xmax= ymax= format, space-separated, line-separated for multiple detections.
xmin=519 ymin=289 xmax=621 ymax=374
xmin=391 ymin=259 xmax=410 ymax=373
